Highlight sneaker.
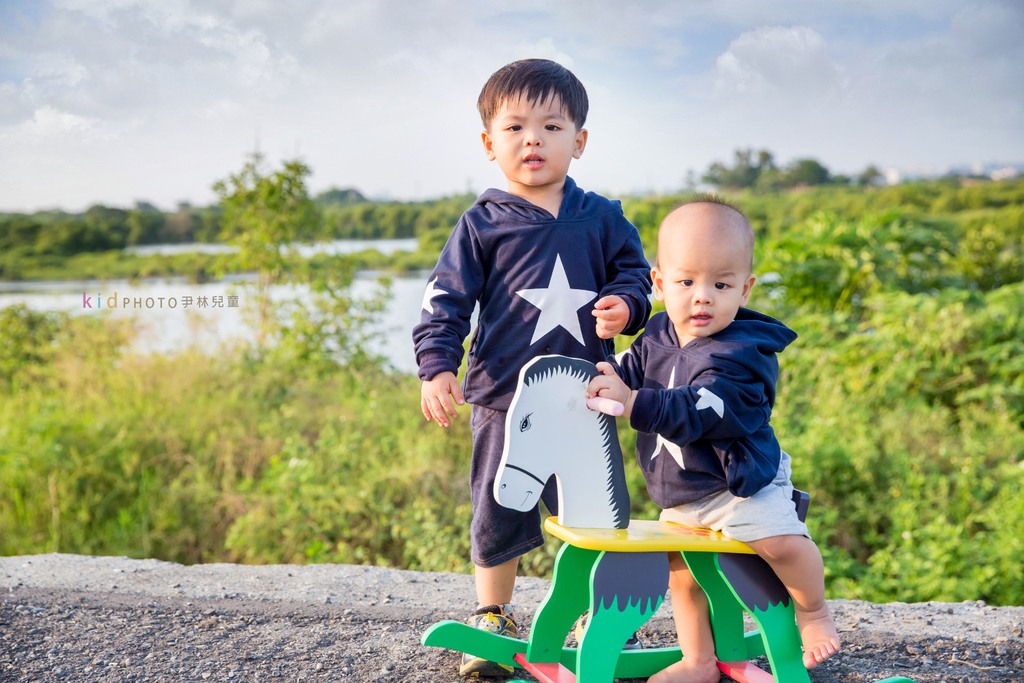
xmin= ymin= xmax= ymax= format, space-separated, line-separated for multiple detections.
xmin=573 ymin=610 xmax=643 ymax=650
xmin=459 ymin=603 xmax=518 ymax=677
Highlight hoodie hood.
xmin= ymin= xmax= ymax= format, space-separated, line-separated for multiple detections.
xmin=473 ymin=176 xmax=590 ymax=223
xmin=700 ymin=308 xmax=797 ymax=390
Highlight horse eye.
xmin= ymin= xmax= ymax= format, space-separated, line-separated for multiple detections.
xmin=519 ymin=413 xmax=532 ymax=432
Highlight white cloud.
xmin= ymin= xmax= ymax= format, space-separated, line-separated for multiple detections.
xmin=0 ymin=82 xmax=34 ymax=124
xmin=201 ymin=98 xmax=245 ymax=121
xmin=14 ymin=105 xmax=98 ymax=141
xmin=714 ymin=26 xmax=844 ymax=100
xmin=513 ymin=38 xmax=575 ymax=70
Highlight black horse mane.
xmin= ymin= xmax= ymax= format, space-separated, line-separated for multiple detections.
xmin=521 ymin=354 xmax=595 ymax=387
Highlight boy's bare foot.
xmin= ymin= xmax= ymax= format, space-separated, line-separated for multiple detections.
xmin=647 ymin=657 xmax=721 ymax=683
xmin=795 ymin=605 xmax=841 ymax=668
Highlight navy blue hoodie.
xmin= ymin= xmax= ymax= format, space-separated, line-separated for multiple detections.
xmin=413 ymin=177 xmax=652 ymax=410
xmin=612 ymin=308 xmax=797 ymax=507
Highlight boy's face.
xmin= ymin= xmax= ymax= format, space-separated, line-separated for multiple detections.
xmin=481 ymin=95 xmax=587 ymax=203
xmin=652 ymin=204 xmax=756 ymax=347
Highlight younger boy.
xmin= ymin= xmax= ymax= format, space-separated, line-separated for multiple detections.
xmin=413 ymin=59 xmax=651 ymax=677
xmin=586 ymin=197 xmax=840 ymax=682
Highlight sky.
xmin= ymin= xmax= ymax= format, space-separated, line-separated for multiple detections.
xmin=1 ymin=0 xmax=1022 ymax=213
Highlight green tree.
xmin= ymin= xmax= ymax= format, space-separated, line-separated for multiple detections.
xmin=702 ymin=148 xmax=779 ymax=189
xmin=126 ymin=208 xmax=166 ymax=245
xmin=314 ymin=187 xmax=368 ymax=208
xmin=785 ymin=158 xmax=831 ymax=187
xmin=212 ymin=153 xmax=388 ymax=370
xmin=857 ymin=165 xmax=884 ymax=187
xmin=213 ymin=153 xmax=320 ymax=342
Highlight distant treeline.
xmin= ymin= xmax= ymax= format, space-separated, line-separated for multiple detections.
xmin=0 ymin=204 xmax=224 ymax=255
xmin=624 ymin=174 xmax=1024 ymax=248
xmin=701 ymin=148 xmax=885 ymax=191
xmin=3 ymin=150 xmax=1022 ymax=282
xmin=0 ymin=189 xmax=473 ymax=255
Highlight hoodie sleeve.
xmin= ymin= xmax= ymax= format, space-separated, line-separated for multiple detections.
xmin=629 ymin=367 xmax=771 ymax=444
xmin=600 ymin=209 xmax=652 ymax=335
xmin=412 ymin=215 xmax=484 ymax=381
xmin=606 ymin=338 xmax=647 ymax=390
xmin=629 ymin=358 xmax=779 ymax=497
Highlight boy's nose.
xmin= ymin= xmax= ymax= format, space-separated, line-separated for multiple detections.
xmin=692 ymin=288 xmax=712 ymax=304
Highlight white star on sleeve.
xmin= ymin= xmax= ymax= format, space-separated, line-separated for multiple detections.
xmin=695 ymin=387 xmax=725 ymax=418
xmin=516 ymin=254 xmax=597 ymax=346
xmin=650 ymin=366 xmax=686 ymax=470
xmin=421 ymin=277 xmax=446 ymax=314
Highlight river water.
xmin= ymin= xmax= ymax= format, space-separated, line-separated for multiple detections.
xmin=0 ymin=239 xmax=429 ymax=374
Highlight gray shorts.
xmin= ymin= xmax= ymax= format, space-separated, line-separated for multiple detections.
xmin=658 ymin=451 xmax=810 ymax=543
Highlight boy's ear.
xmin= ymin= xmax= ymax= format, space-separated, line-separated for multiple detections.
xmin=739 ymin=273 xmax=756 ymax=305
xmin=651 ymin=266 xmax=665 ymax=301
xmin=481 ymin=130 xmax=496 ymax=161
xmin=573 ymin=128 xmax=588 ymax=159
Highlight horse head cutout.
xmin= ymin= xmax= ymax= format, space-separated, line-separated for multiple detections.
xmin=494 ymin=355 xmax=630 ymax=529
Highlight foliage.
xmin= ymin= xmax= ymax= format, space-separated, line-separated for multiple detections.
xmin=211 ymin=154 xmax=390 ymax=366
xmin=764 ymin=285 xmax=1024 ymax=605
xmin=0 ymin=204 xmax=224 ymax=263
xmin=701 ymin=148 xmax=836 ymax=191
xmin=2 ymin=168 xmax=1024 ymax=606
xmin=321 ymin=193 xmax=474 ymax=240
xmin=0 ymin=313 xmax=473 ymax=570
xmin=756 ymin=210 xmax=960 ymax=313
xmin=314 ymin=187 xmax=368 ymax=208
xmin=0 ymin=156 xmax=465 ymax=572
xmin=0 ymin=170 xmax=468 ymax=283
xmin=0 ymin=249 xmax=231 ymax=283
xmin=0 ymin=305 xmax=65 ymax=386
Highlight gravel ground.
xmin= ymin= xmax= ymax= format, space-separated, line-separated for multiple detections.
xmin=2 ymin=554 xmax=1023 ymax=682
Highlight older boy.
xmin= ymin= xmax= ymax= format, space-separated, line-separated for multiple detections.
xmin=413 ymin=59 xmax=651 ymax=677
xmin=586 ymin=197 xmax=840 ymax=682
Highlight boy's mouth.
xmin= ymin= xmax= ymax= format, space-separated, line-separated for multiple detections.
xmin=523 ymin=154 xmax=545 ymax=168
xmin=690 ymin=312 xmax=712 ymax=326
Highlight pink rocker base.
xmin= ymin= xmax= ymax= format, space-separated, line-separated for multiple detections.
xmin=717 ymin=659 xmax=776 ymax=683
xmin=514 ymin=653 xmax=576 ymax=683
xmin=514 ymin=652 xmax=776 ymax=683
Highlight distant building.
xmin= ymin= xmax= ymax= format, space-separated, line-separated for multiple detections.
xmin=990 ymin=166 xmax=1020 ymax=181
xmin=882 ymin=162 xmax=1022 ymax=185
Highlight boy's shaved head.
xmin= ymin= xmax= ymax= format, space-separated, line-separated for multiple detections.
xmin=477 ymin=59 xmax=589 ymax=131
xmin=658 ymin=195 xmax=755 ymax=272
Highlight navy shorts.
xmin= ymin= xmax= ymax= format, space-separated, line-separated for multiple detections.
xmin=469 ymin=405 xmax=559 ymax=568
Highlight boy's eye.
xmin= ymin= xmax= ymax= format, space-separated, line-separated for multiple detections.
xmin=507 ymin=124 xmax=522 ymax=132
xmin=715 ymin=282 xmax=729 ymax=290
xmin=680 ymin=280 xmax=693 ymax=287
xmin=545 ymin=124 xmax=560 ymax=131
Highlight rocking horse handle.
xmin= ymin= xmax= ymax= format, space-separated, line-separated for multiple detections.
xmin=586 ymin=396 xmax=625 ymax=417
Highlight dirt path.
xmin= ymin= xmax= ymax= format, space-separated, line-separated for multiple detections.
xmin=2 ymin=554 xmax=1023 ymax=682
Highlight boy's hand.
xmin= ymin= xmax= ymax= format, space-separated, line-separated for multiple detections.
xmin=586 ymin=362 xmax=636 ymax=419
xmin=421 ymin=371 xmax=464 ymax=427
xmin=592 ymin=295 xmax=629 ymax=339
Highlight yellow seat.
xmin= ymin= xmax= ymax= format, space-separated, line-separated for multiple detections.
xmin=544 ymin=517 xmax=757 ymax=554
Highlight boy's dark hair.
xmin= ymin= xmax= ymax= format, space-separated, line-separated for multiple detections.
xmin=477 ymin=59 xmax=589 ymax=131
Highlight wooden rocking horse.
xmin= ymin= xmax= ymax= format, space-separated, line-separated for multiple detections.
xmin=423 ymin=355 xmax=915 ymax=683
